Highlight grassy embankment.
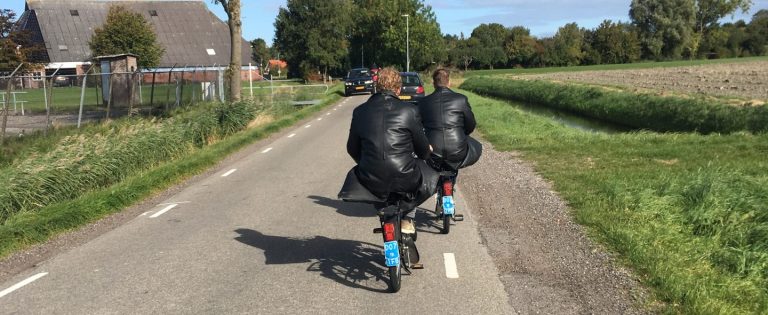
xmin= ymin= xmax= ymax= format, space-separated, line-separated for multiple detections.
xmin=458 ymin=77 xmax=767 ymax=314
xmin=0 ymin=84 xmax=343 ymax=258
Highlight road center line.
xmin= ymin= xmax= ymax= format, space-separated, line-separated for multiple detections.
xmin=261 ymin=147 xmax=273 ymax=153
xmin=444 ymin=253 xmax=459 ymax=279
xmin=317 ymin=118 xmax=323 ymax=121
xmin=304 ymin=125 xmax=311 ymax=128
xmin=150 ymin=204 xmax=177 ymax=218
xmin=0 ymin=272 xmax=48 ymax=298
xmin=221 ymin=169 xmax=237 ymax=177
xmin=326 ymin=113 xmax=331 ymax=116
xmin=288 ymin=133 xmax=296 ymax=138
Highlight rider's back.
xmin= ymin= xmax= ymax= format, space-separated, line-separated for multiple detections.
xmin=418 ymin=87 xmax=476 ymax=170
xmin=347 ymin=92 xmax=431 ymax=198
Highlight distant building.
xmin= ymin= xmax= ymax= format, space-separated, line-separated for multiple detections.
xmin=15 ymin=0 xmax=256 ymax=83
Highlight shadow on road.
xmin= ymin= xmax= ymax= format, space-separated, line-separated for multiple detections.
xmin=234 ymin=228 xmax=390 ymax=293
xmin=307 ymin=195 xmax=377 ymax=218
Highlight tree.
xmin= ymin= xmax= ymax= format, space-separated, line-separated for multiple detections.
xmin=275 ymin=0 xmax=352 ymax=79
xmin=89 ymin=5 xmax=164 ymax=68
xmin=695 ymin=0 xmax=752 ymax=33
xmin=250 ymin=38 xmax=270 ymax=69
xmin=504 ymin=26 xmax=538 ymax=67
xmin=630 ymin=0 xmax=696 ymax=59
xmin=212 ymin=0 xmax=242 ymax=102
xmin=349 ymin=0 xmax=445 ymax=71
xmin=1 ymin=9 xmax=45 ymax=71
xmin=589 ymin=20 xmax=641 ymax=64
xmin=745 ymin=9 xmax=768 ymax=55
xmin=469 ymin=23 xmax=508 ymax=68
xmin=548 ymin=23 xmax=585 ymax=66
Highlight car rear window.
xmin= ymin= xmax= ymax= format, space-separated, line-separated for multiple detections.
xmin=348 ymin=69 xmax=370 ymax=78
xmin=401 ymin=75 xmax=421 ymax=86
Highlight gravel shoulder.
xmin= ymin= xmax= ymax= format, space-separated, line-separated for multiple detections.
xmin=460 ymin=136 xmax=649 ymax=314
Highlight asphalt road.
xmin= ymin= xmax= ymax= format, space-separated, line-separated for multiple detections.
xmin=0 ymin=95 xmax=515 ymax=314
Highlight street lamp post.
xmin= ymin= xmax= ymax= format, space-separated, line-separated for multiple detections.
xmin=401 ymin=14 xmax=410 ymax=72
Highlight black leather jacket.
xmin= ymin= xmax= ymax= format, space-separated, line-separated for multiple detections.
xmin=418 ymin=87 xmax=476 ymax=169
xmin=346 ymin=91 xmax=431 ymax=198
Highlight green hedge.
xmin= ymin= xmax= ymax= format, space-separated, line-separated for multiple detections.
xmin=460 ymin=77 xmax=768 ymax=134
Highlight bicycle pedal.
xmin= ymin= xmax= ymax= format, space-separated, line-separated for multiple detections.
xmin=411 ymin=263 xmax=424 ymax=269
xmin=372 ymin=228 xmax=383 ymax=234
xmin=453 ymin=214 xmax=464 ymax=221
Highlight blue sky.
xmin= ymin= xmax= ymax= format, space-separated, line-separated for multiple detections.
xmin=6 ymin=0 xmax=768 ymax=43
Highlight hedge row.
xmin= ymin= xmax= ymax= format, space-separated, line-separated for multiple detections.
xmin=460 ymin=77 xmax=768 ymax=134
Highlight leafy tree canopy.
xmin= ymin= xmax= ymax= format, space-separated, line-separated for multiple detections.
xmin=89 ymin=5 xmax=164 ymax=68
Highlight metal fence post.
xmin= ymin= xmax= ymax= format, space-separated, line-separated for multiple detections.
xmin=1 ymin=64 xmax=23 ymax=144
xmin=78 ymin=65 xmax=93 ymax=128
xmin=248 ymin=63 xmax=253 ymax=100
xmin=218 ymin=66 xmax=224 ymax=103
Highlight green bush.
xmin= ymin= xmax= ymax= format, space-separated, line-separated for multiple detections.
xmin=461 ymin=77 xmax=768 ymax=134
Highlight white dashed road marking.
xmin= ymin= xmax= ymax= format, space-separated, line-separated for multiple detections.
xmin=444 ymin=253 xmax=459 ymax=279
xmin=326 ymin=113 xmax=331 ymax=116
xmin=262 ymin=147 xmax=273 ymax=153
xmin=221 ymin=169 xmax=237 ymax=177
xmin=288 ymin=133 xmax=296 ymax=138
xmin=150 ymin=204 xmax=177 ymax=218
xmin=317 ymin=118 xmax=323 ymax=121
xmin=305 ymin=125 xmax=311 ymax=128
xmin=0 ymin=273 xmax=48 ymax=298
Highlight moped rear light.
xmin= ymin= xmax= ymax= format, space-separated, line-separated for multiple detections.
xmin=383 ymin=223 xmax=396 ymax=242
xmin=443 ymin=180 xmax=452 ymax=196
xmin=416 ymin=85 xmax=424 ymax=94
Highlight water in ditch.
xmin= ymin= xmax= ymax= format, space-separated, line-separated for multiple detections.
xmin=504 ymin=100 xmax=633 ymax=134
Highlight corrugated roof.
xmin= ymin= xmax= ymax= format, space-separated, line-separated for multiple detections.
xmin=24 ymin=0 xmax=252 ymax=67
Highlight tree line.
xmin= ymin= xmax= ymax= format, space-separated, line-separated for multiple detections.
xmin=264 ymin=0 xmax=766 ymax=78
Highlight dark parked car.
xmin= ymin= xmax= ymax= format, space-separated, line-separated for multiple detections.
xmin=53 ymin=76 xmax=71 ymax=87
xmin=344 ymin=68 xmax=374 ymax=97
xmin=398 ymin=72 xmax=425 ymax=103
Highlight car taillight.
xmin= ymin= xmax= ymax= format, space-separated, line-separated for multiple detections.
xmin=417 ymin=86 xmax=424 ymax=94
xmin=384 ymin=223 xmax=396 ymax=242
xmin=443 ymin=180 xmax=452 ymax=196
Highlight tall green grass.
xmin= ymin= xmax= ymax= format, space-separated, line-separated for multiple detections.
xmin=461 ymin=77 xmax=768 ymax=134
xmin=0 ymin=84 xmax=343 ymax=257
xmin=462 ymin=88 xmax=768 ymax=314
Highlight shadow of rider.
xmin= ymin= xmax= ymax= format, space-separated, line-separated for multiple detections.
xmin=234 ymin=228 xmax=391 ymax=293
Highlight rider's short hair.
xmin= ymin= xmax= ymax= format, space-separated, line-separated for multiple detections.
xmin=376 ymin=67 xmax=402 ymax=94
xmin=433 ymin=69 xmax=450 ymax=88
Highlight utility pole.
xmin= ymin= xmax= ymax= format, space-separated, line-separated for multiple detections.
xmin=402 ymin=14 xmax=410 ymax=72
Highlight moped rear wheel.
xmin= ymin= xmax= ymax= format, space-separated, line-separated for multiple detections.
xmin=442 ymin=213 xmax=451 ymax=234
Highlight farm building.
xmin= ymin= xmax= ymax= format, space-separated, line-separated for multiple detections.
xmin=14 ymin=0 xmax=256 ymax=86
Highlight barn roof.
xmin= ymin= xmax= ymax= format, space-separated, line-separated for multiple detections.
xmin=20 ymin=0 xmax=252 ymax=67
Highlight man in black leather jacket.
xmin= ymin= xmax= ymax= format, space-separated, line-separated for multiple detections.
xmin=418 ymin=69 xmax=481 ymax=170
xmin=342 ymin=67 xmax=436 ymax=230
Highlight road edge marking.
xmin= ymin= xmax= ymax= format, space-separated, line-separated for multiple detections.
xmin=261 ymin=147 xmax=273 ymax=153
xmin=221 ymin=169 xmax=237 ymax=177
xmin=0 ymin=272 xmax=48 ymax=298
xmin=150 ymin=204 xmax=178 ymax=218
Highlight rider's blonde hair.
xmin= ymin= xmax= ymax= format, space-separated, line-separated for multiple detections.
xmin=376 ymin=67 xmax=402 ymax=94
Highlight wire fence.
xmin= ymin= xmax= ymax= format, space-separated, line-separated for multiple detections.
xmin=0 ymin=63 xmax=332 ymax=140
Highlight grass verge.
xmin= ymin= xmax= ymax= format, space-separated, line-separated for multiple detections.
xmin=461 ymin=88 xmax=768 ymax=314
xmin=0 ymin=85 xmax=342 ymax=259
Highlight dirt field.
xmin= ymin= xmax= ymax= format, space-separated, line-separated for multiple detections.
xmin=516 ymin=61 xmax=768 ymax=102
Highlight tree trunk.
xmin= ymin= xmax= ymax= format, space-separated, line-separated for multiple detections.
xmin=1 ymin=79 xmax=11 ymax=145
xmin=228 ymin=0 xmax=242 ymax=102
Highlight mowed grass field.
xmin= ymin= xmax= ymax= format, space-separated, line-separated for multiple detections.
xmin=458 ymin=58 xmax=768 ymax=314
